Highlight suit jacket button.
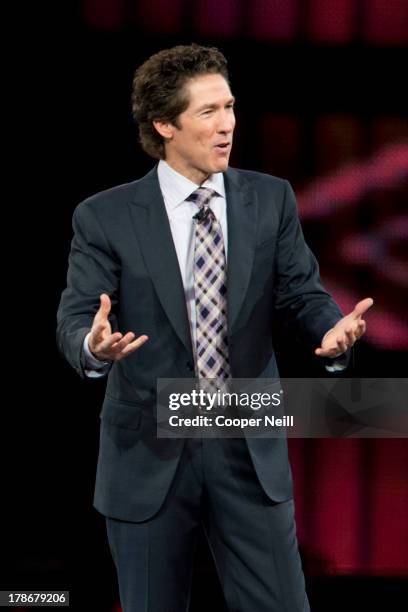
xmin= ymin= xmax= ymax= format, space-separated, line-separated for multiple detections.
xmin=186 ymin=361 xmax=194 ymax=372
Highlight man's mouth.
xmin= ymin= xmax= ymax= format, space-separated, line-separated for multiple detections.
xmin=214 ymin=142 xmax=231 ymax=152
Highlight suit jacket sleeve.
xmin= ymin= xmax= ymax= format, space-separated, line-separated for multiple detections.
xmin=272 ymin=180 xmax=346 ymax=357
xmin=56 ymin=201 xmax=120 ymax=378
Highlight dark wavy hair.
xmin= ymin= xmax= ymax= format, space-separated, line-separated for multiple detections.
xmin=131 ymin=44 xmax=229 ymax=159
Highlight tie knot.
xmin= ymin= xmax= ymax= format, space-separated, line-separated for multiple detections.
xmin=186 ymin=187 xmax=218 ymax=209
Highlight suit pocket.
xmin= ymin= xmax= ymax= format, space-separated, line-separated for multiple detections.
xmin=99 ymin=396 xmax=143 ymax=430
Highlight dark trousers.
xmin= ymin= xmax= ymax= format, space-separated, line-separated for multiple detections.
xmin=105 ymin=437 xmax=310 ymax=612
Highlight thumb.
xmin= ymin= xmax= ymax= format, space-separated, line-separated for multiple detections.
xmin=352 ymin=297 xmax=374 ymax=319
xmin=98 ymin=293 xmax=111 ymax=320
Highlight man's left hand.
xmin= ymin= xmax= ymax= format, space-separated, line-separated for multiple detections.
xmin=315 ymin=297 xmax=374 ymax=358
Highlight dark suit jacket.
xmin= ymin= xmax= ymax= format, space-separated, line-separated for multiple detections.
xmin=57 ymin=165 xmax=344 ymax=522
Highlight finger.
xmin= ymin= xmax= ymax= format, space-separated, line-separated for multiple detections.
xmin=357 ymin=320 xmax=366 ymax=337
xmin=336 ymin=334 xmax=348 ymax=353
xmin=96 ymin=293 xmax=111 ymax=322
xmin=345 ymin=327 xmax=356 ymax=346
xmin=315 ymin=347 xmax=343 ymax=358
xmin=110 ymin=331 xmax=136 ymax=353
xmin=117 ymin=335 xmax=149 ymax=359
xmin=353 ymin=320 xmax=366 ymax=341
xmin=316 ymin=333 xmax=347 ymax=357
xmin=91 ymin=321 xmax=109 ymax=344
xmin=352 ymin=297 xmax=374 ymax=319
xmin=95 ymin=332 xmax=124 ymax=355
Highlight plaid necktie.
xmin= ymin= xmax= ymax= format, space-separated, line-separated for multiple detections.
xmin=186 ymin=187 xmax=230 ymax=380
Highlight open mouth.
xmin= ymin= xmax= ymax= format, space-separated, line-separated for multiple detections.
xmin=215 ymin=143 xmax=230 ymax=152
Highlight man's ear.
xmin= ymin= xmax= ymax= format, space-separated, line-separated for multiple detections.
xmin=153 ymin=120 xmax=175 ymax=140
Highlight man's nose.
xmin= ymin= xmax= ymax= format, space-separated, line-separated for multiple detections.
xmin=217 ymin=110 xmax=235 ymax=133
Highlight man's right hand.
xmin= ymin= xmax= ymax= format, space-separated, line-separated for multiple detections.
xmin=88 ymin=293 xmax=149 ymax=362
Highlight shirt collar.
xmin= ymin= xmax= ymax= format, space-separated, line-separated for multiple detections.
xmin=158 ymin=159 xmax=225 ymax=212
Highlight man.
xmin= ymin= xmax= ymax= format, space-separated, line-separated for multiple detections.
xmin=57 ymin=44 xmax=372 ymax=611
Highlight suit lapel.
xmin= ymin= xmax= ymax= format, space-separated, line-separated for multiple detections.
xmin=224 ymin=168 xmax=257 ymax=334
xmin=127 ymin=167 xmax=194 ymax=360
xmin=127 ymin=166 xmax=257 ymax=357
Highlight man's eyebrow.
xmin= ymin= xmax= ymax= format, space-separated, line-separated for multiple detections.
xmin=195 ymin=97 xmax=235 ymax=112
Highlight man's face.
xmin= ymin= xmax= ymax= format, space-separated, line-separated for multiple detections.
xmin=157 ymin=73 xmax=235 ymax=184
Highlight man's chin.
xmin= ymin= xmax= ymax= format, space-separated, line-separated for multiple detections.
xmin=198 ymin=158 xmax=229 ymax=178
xmin=212 ymin=159 xmax=230 ymax=174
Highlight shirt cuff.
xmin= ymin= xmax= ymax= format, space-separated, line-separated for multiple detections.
xmin=325 ymin=352 xmax=348 ymax=373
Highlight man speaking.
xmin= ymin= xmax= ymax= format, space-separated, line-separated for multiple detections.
xmin=57 ymin=44 xmax=372 ymax=611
